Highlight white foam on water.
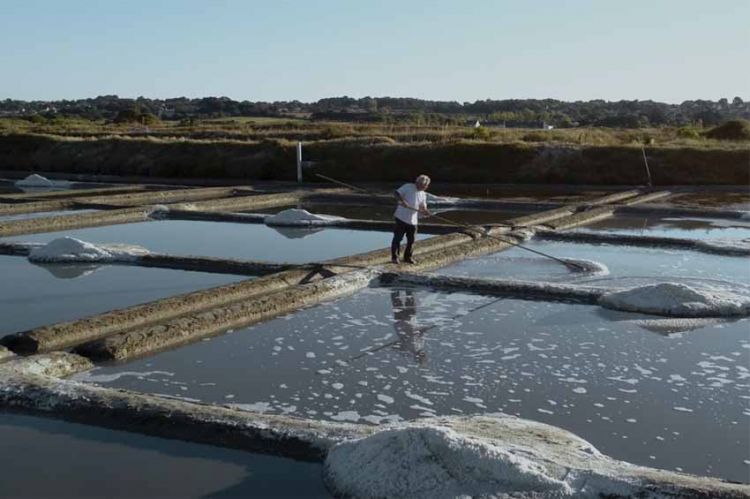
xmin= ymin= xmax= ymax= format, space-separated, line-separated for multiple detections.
xmin=28 ymin=237 xmax=149 ymax=263
xmin=330 ymin=410 xmax=361 ymax=422
xmin=599 ymin=282 xmax=750 ymax=318
xmin=74 ymin=369 xmax=174 ymax=383
xmin=230 ymin=401 xmax=273 ymax=413
xmin=264 ymin=208 xmax=347 ymax=227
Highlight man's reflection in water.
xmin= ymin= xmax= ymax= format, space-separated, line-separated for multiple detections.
xmin=390 ymin=289 xmax=427 ymax=365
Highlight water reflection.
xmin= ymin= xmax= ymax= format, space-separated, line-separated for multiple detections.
xmin=269 ymin=226 xmax=325 ymax=239
xmin=390 ymin=289 xmax=427 ymax=365
xmin=31 ymin=262 xmax=101 ymax=279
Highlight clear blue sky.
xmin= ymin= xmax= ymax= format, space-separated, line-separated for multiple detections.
xmin=1 ymin=0 xmax=747 ymax=103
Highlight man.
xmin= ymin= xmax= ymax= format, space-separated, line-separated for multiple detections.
xmin=392 ymin=174 xmax=432 ymax=264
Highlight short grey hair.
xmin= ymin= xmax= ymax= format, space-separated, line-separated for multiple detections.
xmin=416 ymin=174 xmax=431 ymax=185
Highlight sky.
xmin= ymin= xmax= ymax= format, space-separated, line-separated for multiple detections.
xmin=1 ymin=0 xmax=748 ymax=103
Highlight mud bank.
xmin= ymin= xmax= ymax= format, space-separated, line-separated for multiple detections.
xmin=0 ymin=206 xmax=152 ymax=237
xmin=0 ymin=198 xmax=78 ymax=216
xmin=0 ymin=184 xmax=152 ymax=202
xmin=2 ymin=134 xmax=748 ymax=185
xmin=1 ymin=354 xmax=747 ymax=498
xmin=384 ymin=273 xmax=603 ymax=303
xmin=619 ymin=204 xmax=750 ymax=220
xmin=536 ymin=230 xmax=750 ymax=256
xmin=178 ymin=191 xmax=306 ymax=212
xmin=77 ymin=186 xmax=244 ymax=208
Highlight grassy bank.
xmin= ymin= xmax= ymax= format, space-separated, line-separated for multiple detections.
xmin=0 ymin=132 xmax=747 ymax=185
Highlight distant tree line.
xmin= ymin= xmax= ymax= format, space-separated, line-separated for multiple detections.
xmin=1 ymin=95 xmax=747 ymax=128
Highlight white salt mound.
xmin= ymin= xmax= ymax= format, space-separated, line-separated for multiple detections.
xmin=28 ymin=237 xmax=149 ymax=263
xmin=15 ymin=174 xmax=54 ymax=188
xmin=599 ymin=282 xmax=750 ymax=318
xmin=147 ymin=204 xmax=170 ymax=219
xmin=562 ymin=258 xmax=609 ymax=276
xmin=264 ymin=208 xmax=346 ymax=227
xmin=324 ymin=425 xmax=570 ymax=499
xmin=697 ymin=238 xmax=750 ymax=255
xmin=426 ymin=193 xmax=461 ymax=205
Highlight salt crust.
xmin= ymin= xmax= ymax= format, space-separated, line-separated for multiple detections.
xmin=599 ymin=282 xmax=750 ymax=318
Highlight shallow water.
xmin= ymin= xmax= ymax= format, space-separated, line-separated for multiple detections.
xmin=436 ymin=239 xmax=750 ymax=288
xmin=0 ymin=413 xmax=329 ymax=498
xmin=0 ymin=255 xmax=246 ymax=337
xmin=579 ymin=214 xmax=750 ymax=240
xmin=0 ymin=209 xmax=99 ymax=222
xmin=80 ymin=287 xmax=750 ymax=482
xmin=3 ymin=220 xmax=427 ymax=263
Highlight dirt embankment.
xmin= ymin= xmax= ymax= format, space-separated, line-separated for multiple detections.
xmin=0 ymin=134 xmax=747 ymax=185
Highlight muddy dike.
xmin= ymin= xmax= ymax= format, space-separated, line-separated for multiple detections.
xmin=385 ymin=273 xmax=604 ymax=303
xmin=0 ymin=207 xmax=153 ymax=237
xmin=74 ymin=185 xmax=244 ymax=208
xmin=1 ymin=134 xmax=747 ymax=185
xmin=0 ymin=184 xmax=153 ymax=202
xmin=536 ymin=230 xmax=750 ymax=256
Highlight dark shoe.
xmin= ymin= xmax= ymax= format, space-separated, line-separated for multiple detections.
xmin=404 ymin=257 xmax=417 ymax=264
xmin=391 ymin=256 xmax=400 ymax=264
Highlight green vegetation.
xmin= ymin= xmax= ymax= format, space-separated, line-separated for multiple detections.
xmin=0 ymin=113 xmax=746 ymax=186
xmin=2 ymin=115 xmax=749 ymax=150
xmin=1 ymin=95 xmax=747 ymax=128
xmin=0 ymin=129 xmax=746 ymax=186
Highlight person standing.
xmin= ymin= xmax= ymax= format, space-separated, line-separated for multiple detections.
xmin=391 ymin=174 xmax=432 ymax=264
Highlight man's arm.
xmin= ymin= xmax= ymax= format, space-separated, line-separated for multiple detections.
xmin=394 ymin=190 xmax=412 ymax=210
xmin=418 ymin=195 xmax=432 ymax=216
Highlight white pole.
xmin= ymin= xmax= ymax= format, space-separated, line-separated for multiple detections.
xmin=641 ymin=145 xmax=652 ymax=188
xmin=296 ymin=142 xmax=303 ymax=183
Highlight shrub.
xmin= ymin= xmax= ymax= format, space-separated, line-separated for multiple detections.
xmin=704 ymin=119 xmax=750 ymax=141
xmin=676 ymin=127 xmax=701 ymax=139
xmin=470 ymin=126 xmax=492 ymax=141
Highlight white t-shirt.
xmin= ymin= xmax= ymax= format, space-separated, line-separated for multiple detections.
xmin=394 ymin=183 xmax=426 ymax=226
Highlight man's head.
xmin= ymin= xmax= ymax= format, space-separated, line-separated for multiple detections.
xmin=415 ymin=174 xmax=431 ymax=191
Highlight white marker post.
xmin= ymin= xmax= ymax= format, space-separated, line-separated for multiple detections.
xmin=296 ymin=142 xmax=303 ymax=183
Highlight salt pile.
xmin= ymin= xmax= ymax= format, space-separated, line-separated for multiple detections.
xmin=15 ymin=174 xmax=54 ymax=188
xmin=324 ymin=425 xmax=570 ymax=498
xmin=599 ymin=282 xmax=750 ymax=318
xmin=426 ymin=193 xmax=461 ymax=206
xmin=147 ymin=204 xmax=170 ymax=219
xmin=264 ymin=208 xmax=346 ymax=227
xmin=28 ymin=237 xmax=149 ymax=263
xmin=563 ymin=258 xmax=609 ymax=276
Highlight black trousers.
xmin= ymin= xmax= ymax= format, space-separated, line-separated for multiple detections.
xmin=391 ymin=218 xmax=416 ymax=259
